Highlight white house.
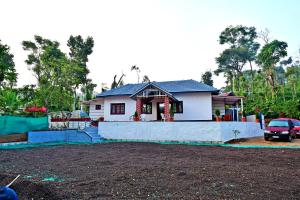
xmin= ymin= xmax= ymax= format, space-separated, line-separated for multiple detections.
xmin=84 ymin=80 xmax=244 ymax=121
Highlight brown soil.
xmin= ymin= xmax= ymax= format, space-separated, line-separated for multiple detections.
xmin=1 ymin=142 xmax=300 ymax=199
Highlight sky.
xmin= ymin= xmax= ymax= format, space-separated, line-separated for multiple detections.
xmin=1 ymin=0 xmax=300 ymax=92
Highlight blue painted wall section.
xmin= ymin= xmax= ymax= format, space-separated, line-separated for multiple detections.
xmin=28 ymin=127 xmax=101 ymax=143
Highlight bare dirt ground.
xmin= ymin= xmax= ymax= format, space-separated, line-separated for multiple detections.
xmin=232 ymin=136 xmax=300 ymax=146
xmin=1 ymin=142 xmax=300 ymax=200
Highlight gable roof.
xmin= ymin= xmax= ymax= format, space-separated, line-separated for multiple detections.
xmin=129 ymin=82 xmax=178 ymax=101
xmin=96 ymin=79 xmax=219 ymax=98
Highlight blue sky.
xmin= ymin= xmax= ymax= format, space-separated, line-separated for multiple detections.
xmin=1 ymin=0 xmax=299 ymax=90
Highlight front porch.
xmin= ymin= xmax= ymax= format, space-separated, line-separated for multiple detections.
xmin=212 ymin=95 xmax=244 ymax=122
xmin=131 ymin=83 xmax=180 ymax=121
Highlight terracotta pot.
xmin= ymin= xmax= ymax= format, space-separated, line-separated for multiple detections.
xmin=256 ymin=119 xmax=260 ymax=123
xmin=168 ymin=117 xmax=174 ymax=122
xmin=242 ymin=117 xmax=247 ymax=122
xmin=133 ymin=117 xmax=140 ymax=121
xmin=216 ymin=117 xmax=222 ymax=122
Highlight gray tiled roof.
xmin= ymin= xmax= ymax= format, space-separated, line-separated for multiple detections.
xmin=96 ymin=79 xmax=219 ymax=97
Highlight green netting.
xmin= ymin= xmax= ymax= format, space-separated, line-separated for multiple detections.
xmin=0 ymin=115 xmax=49 ymax=135
xmin=1 ymin=140 xmax=300 ymax=150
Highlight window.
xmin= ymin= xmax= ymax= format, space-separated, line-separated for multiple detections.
xmin=268 ymin=120 xmax=289 ymax=127
xmin=142 ymin=103 xmax=152 ymax=114
xmin=95 ymin=105 xmax=101 ymax=110
xmin=110 ymin=103 xmax=125 ymax=115
xmin=172 ymin=101 xmax=183 ymax=113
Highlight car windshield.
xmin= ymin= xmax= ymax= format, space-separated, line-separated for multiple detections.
xmin=268 ymin=120 xmax=289 ymax=127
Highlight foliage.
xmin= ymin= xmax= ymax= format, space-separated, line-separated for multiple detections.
xmin=142 ymin=75 xmax=150 ymax=83
xmin=257 ymin=40 xmax=288 ymax=95
xmin=0 ymin=89 xmax=20 ymax=114
xmin=67 ymin=35 xmax=95 ymax=93
xmin=111 ymin=73 xmax=125 ymax=89
xmin=201 ymin=71 xmax=213 ymax=86
xmin=215 ymin=25 xmax=260 ymax=92
xmin=22 ymin=35 xmax=94 ymax=112
xmin=134 ymin=111 xmax=138 ymax=118
xmin=0 ymin=40 xmax=17 ymax=88
xmin=215 ymin=109 xmax=220 ymax=117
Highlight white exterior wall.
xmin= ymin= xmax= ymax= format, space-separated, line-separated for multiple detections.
xmin=100 ymin=92 xmax=214 ymax=121
xmin=89 ymin=99 xmax=104 ymax=120
xmin=103 ymin=96 xmax=136 ymax=121
xmin=98 ymin=122 xmax=263 ymax=143
xmin=173 ymin=93 xmax=213 ymax=121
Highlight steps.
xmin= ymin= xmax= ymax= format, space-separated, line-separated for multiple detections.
xmin=81 ymin=126 xmax=102 ymax=143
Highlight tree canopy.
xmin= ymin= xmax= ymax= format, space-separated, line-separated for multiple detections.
xmin=0 ymin=40 xmax=17 ymax=88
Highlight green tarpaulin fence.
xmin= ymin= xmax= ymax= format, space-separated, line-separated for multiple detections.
xmin=0 ymin=116 xmax=48 ymax=135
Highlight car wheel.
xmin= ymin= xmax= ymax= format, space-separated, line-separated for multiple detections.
xmin=264 ymin=136 xmax=269 ymax=141
xmin=287 ymin=135 xmax=293 ymax=142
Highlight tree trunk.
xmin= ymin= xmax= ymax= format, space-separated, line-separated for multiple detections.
xmin=249 ymin=61 xmax=254 ymax=92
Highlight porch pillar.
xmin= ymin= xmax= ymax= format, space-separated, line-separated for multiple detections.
xmin=136 ymin=98 xmax=142 ymax=117
xmin=164 ymin=96 xmax=170 ymax=121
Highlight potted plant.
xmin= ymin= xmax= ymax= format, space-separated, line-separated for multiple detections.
xmin=133 ymin=111 xmax=140 ymax=121
xmin=255 ymin=113 xmax=260 ymax=123
xmin=215 ymin=109 xmax=221 ymax=122
xmin=169 ymin=107 xmax=175 ymax=122
xmin=241 ymin=110 xmax=247 ymax=122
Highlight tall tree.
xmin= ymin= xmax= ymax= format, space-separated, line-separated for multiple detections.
xmin=218 ymin=25 xmax=260 ymax=91
xmin=67 ymin=35 xmax=95 ymax=102
xmin=23 ymin=36 xmax=84 ymax=111
xmin=257 ymin=40 xmax=288 ymax=96
xmin=22 ymin=35 xmax=58 ymax=85
xmin=0 ymin=40 xmax=17 ymax=88
xmin=215 ymin=47 xmax=248 ymax=92
xmin=201 ymin=71 xmax=213 ymax=86
xmin=111 ymin=73 xmax=125 ymax=89
xmin=258 ymin=28 xmax=272 ymax=45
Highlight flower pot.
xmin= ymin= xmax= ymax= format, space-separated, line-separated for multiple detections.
xmin=256 ymin=119 xmax=260 ymax=123
xmin=168 ymin=117 xmax=174 ymax=122
xmin=216 ymin=117 xmax=222 ymax=122
xmin=242 ymin=117 xmax=246 ymax=122
xmin=133 ymin=117 xmax=140 ymax=121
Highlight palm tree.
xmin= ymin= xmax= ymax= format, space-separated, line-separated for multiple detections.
xmin=131 ymin=65 xmax=141 ymax=83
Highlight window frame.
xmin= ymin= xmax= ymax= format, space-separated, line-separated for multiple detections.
xmin=95 ymin=105 xmax=102 ymax=110
xmin=172 ymin=101 xmax=183 ymax=113
xmin=142 ymin=102 xmax=152 ymax=114
xmin=110 ymin=103 xmax=125 ymax=115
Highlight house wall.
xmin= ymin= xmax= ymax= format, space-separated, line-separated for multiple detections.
xmin=173 ymin=93 xmax=213 ymax=120
xmin=101 ymin=92 xmax=214 ymax=121
xmin=89 ymin=99 xmax=104 ymax=120
xmin=103 ymin=96 xmax=136 ymax=121
xmin=98 ymin=122 xmax=263 ymax=143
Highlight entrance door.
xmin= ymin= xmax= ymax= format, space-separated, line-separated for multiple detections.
xmin=157 ymin=103 xmax=165 ymax=120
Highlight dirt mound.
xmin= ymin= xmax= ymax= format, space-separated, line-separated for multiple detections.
xmin=0 ymin=174 xmax=64 ymax=200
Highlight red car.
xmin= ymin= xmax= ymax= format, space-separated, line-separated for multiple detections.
xmin=264 ymin=118 xmax=299 ymax=142
xmin=293 ymin=120 xmax=300 ymax=138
